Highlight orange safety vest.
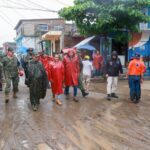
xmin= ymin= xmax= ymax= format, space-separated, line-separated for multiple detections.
xmin=128 ymin=59 xmax=144 ymax=75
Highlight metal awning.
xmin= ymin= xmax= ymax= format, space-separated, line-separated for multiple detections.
xmin=42 ymin=31 xmax=62 ymax=41
xmin=74 ymin=36 xmax=95 ymax=48
xmin=77 ymin=44 xmax=96 ymax=51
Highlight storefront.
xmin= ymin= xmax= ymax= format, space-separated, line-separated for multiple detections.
xmin=40 ymin=31 xmax=62 ymax=55
xmin=128 ymin=31 xmax=150 ymax=75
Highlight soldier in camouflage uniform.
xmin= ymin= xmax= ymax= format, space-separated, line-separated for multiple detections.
xmin=2 ymin=47 xmax=21 ymax=103
xmin=21 ymin=48 xmax=33 ymax=86
xmin=0 ymin=51 xmax=3 ymax=91
xmin=77 ymin=50 xmax=89 ymax=97
xmin=28 ymin=52 xmax=47 ymax=111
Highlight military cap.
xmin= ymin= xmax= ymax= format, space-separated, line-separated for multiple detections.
xmin=27 ymin=48 xmax=34 ymax=52
xmin=7 ymin=47 xmax=14 ymax=52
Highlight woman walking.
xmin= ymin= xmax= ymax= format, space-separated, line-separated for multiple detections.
xmin=49 ymin=54 xmax=64 ymax=105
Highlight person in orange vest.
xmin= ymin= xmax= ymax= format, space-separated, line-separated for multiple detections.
xmin=93 ymin=50 xmax=103 ymax=78
xmin=127 ymin=53 xmax=145 ymax=103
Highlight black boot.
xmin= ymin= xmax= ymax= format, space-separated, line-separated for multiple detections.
xmin=0 ymin=82 xmax=2 ymax=91
xmin=134 ymin=95 xmax=140 ymax=104
xmin=107 ymin=94 xmax=111 ymax=101
xmin=111 ymin=93 xmax=118 ymax=98
xmin=81 ymin=90 xmax=89 ymax=97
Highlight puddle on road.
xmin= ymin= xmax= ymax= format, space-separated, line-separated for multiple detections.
xmin=37 ymin=143 xmax=53 ymax=150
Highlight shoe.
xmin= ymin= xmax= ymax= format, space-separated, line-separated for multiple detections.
xmin=130 ymin=98 xmax=135 ymax=102
xmin=81 ymin=90 xmax=89 ymax=97
xmin=35 ymin=104 xmax=39 ymax=110
xmin=134 ymin=99 xmax=140 ymax=104
xmin=111 ymin=93 xmax=118 ymax=98
xmin=32 ymin=105 xmax=37 ymax=111
xmin=73 ymin=97 xmax=79 ymax=102
xmin=107 ymin=94 xmax=111 ymax=101
xmin=5 ymin=99 xmax=9 ymax=104
xmin=55 ymin=99 xmax=62 ymax=105
xmin=13 ymin=92 xmax=17 ymax=99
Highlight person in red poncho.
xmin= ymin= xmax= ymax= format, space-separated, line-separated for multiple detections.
xmin=38 ymin=52 xmax=50 ymax=89
xmin=63 ymin=49 xmax=79 ymax=102
xmin=49 ymin=54 xmax=64 ymax=105
xmin=93 ymin=50 xmax=103 ymax=77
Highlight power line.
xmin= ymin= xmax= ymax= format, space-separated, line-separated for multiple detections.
xmin=0 ymin=5 xmax=58 ymax=12
xmin=8 ymin=0 xmax=42 ymax=18
xmin=55 ymin=0 xmax=70 ymax=6
xmin=24 ymin=0 xmax=52 ymax=10
xmin=0 ymin=13 xmax=14 ymax=27
xmin=2 ymin=0 xmax=27 ymax=18
xmin=19 ymin=0 xmax=46 ymax=17
xmin=0 ymin=9 xmax=15 ymax=24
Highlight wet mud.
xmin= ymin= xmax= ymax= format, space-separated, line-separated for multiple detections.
xmin=0 ymin=79 xmax=150 ymax=150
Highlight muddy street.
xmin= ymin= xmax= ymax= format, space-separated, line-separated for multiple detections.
xmin=0 ymin=79 xmax=150 ymax=150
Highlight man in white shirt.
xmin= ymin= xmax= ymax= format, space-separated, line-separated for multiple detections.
xmin=82 ymin=55 xmax=93 ymax=92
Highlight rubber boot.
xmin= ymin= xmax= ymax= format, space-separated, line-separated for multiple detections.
xmin=0 ymin=82 xmax=2 ymax=91
xmin=111 ymin=93 xmax=118 ymax=98
xmin=81 ymin=89 xmax=89 ymax=97
xmin=107 ymin=94 xmax=111 ymax=101
xmin=5 ymin=93 xmax=9 ymax=103
xmin=73 ymin=96 xmax=79 ymax=102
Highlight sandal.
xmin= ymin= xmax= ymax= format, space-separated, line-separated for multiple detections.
xmin=55 ymin=99 xmax=62 ymax=105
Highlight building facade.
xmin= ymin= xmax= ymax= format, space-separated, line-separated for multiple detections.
xmin=15 ymin=18 xmax=84 ymax=55
xmin=128 ymin=7 xmax=150 ymax=74
xmin=41 ymin=22 xmax=84 ymax=55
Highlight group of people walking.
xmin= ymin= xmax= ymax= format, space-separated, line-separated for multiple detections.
xmin=12 ymin=47 xmax=100 ymax=111
xmin=0 ymin=47 xmax=146 ymax=111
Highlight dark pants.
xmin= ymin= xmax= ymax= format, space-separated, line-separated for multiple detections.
xmin=93 ymin=69 xmax=101 ymax=77
xmin=29 ymin=80 xmax=40 ymax=105
xmin=128 ymin=75 xmax=141 ymax=101
xmin=0 ymin=82 xmax=2 ymax=91
xmin=64 ymin=86 xmax=78 ymax=97
xmin=0 ymin=70 xmax=2 ymax=91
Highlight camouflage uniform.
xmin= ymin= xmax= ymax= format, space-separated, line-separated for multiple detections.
xmin=28 ymin=54 xmax=47 ymax=111
xmin=77 ymin=52 xmax=89 ymax=97
xmin=2 ymin=49 xmax=20 ymax=102
xmin=0 ymin=53 xmax=3 ymax=91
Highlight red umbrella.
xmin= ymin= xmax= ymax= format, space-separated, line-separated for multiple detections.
xmin=62 ymin=47 xmax=76 ymax=54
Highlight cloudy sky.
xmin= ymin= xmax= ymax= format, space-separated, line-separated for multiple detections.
xmin=0 ymin=0 xmax=74 ymax=46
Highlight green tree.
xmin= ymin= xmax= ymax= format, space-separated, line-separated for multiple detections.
xmin=59 ymin=0 xmax=150 ymax=43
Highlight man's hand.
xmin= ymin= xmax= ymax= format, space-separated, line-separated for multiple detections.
xmin=140 ymin=78 xmax=143 ymax=84
xmin=106 ymin=74 xmax=108 ymax=78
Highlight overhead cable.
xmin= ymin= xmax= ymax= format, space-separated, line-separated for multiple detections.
xmin=0 ymin=5 xmax=58 ymax=12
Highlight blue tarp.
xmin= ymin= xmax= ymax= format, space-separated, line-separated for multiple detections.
xmin=77 ymin=44 xmax=96 ymax=51
xmin=17 ymin=47 xmax=28 ymax=54
xmin=74 ymin=36 xmax=96 ymax=51
xmin=128 ymin=37 xmax=150 ymax=60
